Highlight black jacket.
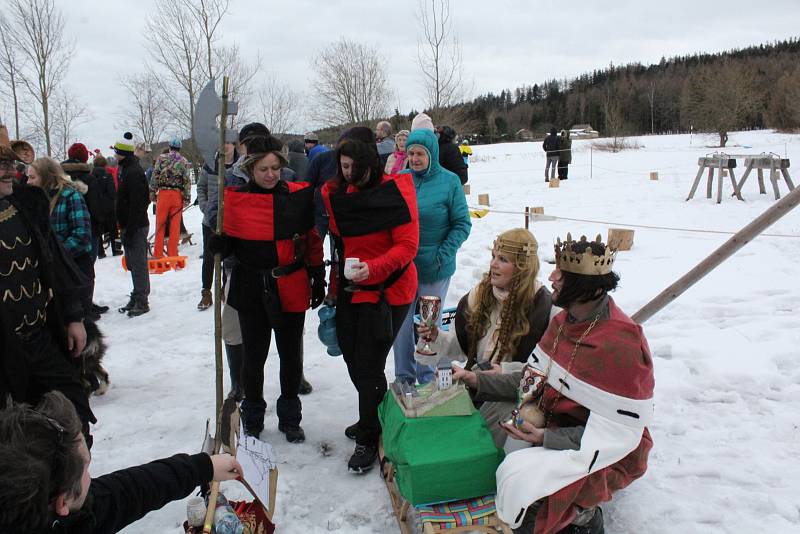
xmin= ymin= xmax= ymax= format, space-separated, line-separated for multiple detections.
xmin=37 ymin=453 xmax=213 ymax=534
xmin=543 ymin=133 xmax=561 ymax=156
xmin=0 ymin=185 xmax=87 ymax=401
xmin=115 ymin=155 xmax=149 ymax=231
xmin=85 ymin=167 xmax=117 ymax=224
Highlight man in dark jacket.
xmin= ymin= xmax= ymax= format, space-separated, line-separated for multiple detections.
xmin=286 ymin=139 xmax=308 ymax=182
xmin=436 ymin=125 xmax=468 ymax=185
xmin=113 ymin=132 xmax=151 ymax=317
xmin=0 ymin=146 xmax=95 ymax=440
xmin=0 ymin=390 xmax=243 ymax=534
xmin=543 ymin=127 xmax=560 ymax=182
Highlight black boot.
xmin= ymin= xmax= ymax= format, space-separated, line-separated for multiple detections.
xmin=348 ymin=443 xmax=378 ymax=473
xmin=241 ymin=398 xmax=266 ymax=437
xmin=118 ymin=294 xmax=135 ymax=314
xmin=345 ymin=422 xmax=362 ymax=441
xmin=278 ymin=423 xmax=306 ymax=443
xmin=225 ymin=343 xmax=244 ymax=401
xmin=298 ymin=375 xmax=313 ymax=395
xmin=127 ymin=296 xmax=150 ymax=317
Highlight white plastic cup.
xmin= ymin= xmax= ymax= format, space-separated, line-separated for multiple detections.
xmin=186 ymin=496 xmax=206 ymax=527
xmin=344 ymin=257 xmax=360 ymax=280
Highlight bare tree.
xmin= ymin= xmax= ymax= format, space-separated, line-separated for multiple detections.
xmin=6 ymin=0 xmax=74 ymax=156
xmin=51 ymin=88 xmax=90 ymax=160
xmin=181 ymin=0 xmax=230 ymax=81
xmin=647 ymin=80 xmax=656 ymax=134
xmin=311 ymin=38 xmax=391 ymax=126
xmin=416 ymin=0 xmax=467 ymax=111
xmin=0 ymin=15 xmax=24 ymax=139
xmin=255 ymin=73 xmax=300 ymax=135
xmin=119 ymin=73 xmax=171 ymax=149
xmin=603 ymin=85 xmax=625 ymax=151
xmin=681 ymin=61 xmax=762 ymax=147
xmin=144 ymin=1 xmax=203 ymax=139
xmin=211 ymin=43 xmax=261 ymax=129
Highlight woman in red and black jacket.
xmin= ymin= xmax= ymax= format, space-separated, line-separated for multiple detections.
xmin=322 ymin=129 xmax=419 ymax=474
xmin=209 ymin=135 xmax=325 ymax=444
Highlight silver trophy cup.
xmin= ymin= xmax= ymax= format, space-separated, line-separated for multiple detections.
xmin=415 ymin=296 xmax=442 ymax=364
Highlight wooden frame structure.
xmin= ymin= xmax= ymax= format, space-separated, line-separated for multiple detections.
xmin=686 ymin=154 xmax=742 ymax=203
xmin=735 ymin=155 xmax=794 ymax=200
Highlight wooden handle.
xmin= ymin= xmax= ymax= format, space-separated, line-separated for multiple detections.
xmin=202 ymin=482 xmax=219 ymax=534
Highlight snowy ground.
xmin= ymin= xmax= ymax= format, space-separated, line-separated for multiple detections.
xmin=89 ymin=130 xmax=800 ymax=533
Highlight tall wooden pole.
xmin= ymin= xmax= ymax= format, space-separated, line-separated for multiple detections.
xmin=213 ymin=77 xmax=229 ymax=444
xmin=633 ymin=185 xmax=800 ymax=324
xmin=203 ymin=76 xmax=230 ymax=534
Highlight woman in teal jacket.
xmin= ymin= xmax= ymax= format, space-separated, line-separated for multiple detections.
xmin=391 ymin=128 xmax=471 ymax=384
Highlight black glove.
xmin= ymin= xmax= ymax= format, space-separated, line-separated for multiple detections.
xmin=207 ymin=232 xmax=230 ymax=257
xmin=309 ymin=265 xmax=326 ymax=309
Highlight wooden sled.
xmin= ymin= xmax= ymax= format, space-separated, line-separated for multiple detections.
xmin=379 ymin=442 xmax=512 ymax=534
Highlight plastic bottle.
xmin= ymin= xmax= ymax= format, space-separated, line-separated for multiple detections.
xmin=213 ymin=492 xmax=244 ymax=534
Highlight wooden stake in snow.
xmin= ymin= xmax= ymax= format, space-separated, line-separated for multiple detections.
xmin=650 ymin=171 xmax=659 ymax=181
xmin=608 ymin=228 xmax=634 ymax=251
xmin=478 ymin=193 xmax=490 ymax=206
xmin=463 ymin=184 xmax=470 ymax=195
xmin=633 ymin=185 xmax=800 ymax=324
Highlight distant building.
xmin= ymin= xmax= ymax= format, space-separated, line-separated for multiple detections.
xmin=569 ymin=124 xmax=599 ymax=139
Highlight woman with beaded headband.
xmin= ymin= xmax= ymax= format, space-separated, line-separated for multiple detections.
xmin=417 ymin=228 xmax=553 ymax=447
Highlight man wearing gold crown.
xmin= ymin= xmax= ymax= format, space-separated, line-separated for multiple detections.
xmin=453 ymin=233 xmax=654 ymax=534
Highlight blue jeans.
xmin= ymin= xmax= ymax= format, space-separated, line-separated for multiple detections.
xmin=392 ymin=276 xmax=451 ymax=385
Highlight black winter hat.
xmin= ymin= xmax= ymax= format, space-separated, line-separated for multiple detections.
xmin=338 ymin=126 xmax=376 ymax=147
xmin=239 ymin=122 xmax=270 ymax=143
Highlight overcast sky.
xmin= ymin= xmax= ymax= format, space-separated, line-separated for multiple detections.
xmin=10 ymin=0 xmax=799 ymax=154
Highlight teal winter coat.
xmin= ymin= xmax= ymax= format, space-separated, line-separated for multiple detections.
xmin=404 ymin=129 xmax=471 ymax=283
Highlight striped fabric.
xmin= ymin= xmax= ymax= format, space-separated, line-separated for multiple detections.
xmin=417 ymin=494 xmax=497 ymax=528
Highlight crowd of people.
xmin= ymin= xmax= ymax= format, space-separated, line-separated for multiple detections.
xmin=0 ymin=115 xmax=653 ymax=534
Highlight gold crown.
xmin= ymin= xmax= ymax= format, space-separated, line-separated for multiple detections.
xmin=554 ymin=233 xmax=616 ymax=275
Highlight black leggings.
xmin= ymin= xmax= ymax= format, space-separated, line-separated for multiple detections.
xmin=335 ymin=298 xmax=410 ymax=447
xmin=238 ymin=307 xmax=305 ymax=426
xmin=201 ymin=224 xmax=214 ymax=290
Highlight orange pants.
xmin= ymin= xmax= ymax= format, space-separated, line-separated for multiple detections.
xmin=154 ymin=189 xmax=183 ymax=258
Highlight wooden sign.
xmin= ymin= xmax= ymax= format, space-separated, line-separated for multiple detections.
xmin=608 ymin=228 xmax=634 ymax=251
xmin=548 ymin=178 xmax=560 ymax=188
xmin=463 ymin=184 xmax=471 ymax=195
xmin=478 ymin=193 xmax=490 ymax=206
xmin=650 ymin=171 xmax=659 ymax=181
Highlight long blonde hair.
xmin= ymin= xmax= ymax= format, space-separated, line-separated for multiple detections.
xmin=464 ymin=228 xmax=541 ymax=363
xmin=30 ymin=157 xmax=70 ymax=192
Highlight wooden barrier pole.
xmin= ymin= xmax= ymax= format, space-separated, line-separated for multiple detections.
xmin=633 ymin=185 xmax=800 ymax=324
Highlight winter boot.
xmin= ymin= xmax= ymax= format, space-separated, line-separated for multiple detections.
xmin=345 ymin=422 xmax=363 ymax=441
xmin=241 ymin=398 xmax=267 ymax=437
xmin=197 ymin=289 xmax=212 ymax=311
xmin=348 ymin=443 xmax=378 ymax=474
xmin=298 ymin=375 xmax=313 ymax=395
xmin=127 ymin=296 xmax=150 ymax=317
xmin=278 ymin=423 xmax=306 ymax=443
xmin=92 ymin=303 xmax=109 ymax=315
xmin=225 ymin=343 xmax=244 ymax=401
xmin=118 ymin=294 xmax=136 ymax=314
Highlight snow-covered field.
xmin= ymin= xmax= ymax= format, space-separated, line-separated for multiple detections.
xmin=90 ymin=130 xmax=800 ymax=533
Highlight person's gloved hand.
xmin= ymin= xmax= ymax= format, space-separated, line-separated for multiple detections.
xmin=309 ymin=265 xmax=326 ymax=309
xmin=207 ymin=232 xmax=230 ymax=257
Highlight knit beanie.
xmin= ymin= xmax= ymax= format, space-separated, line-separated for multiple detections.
xmin=411 ymin=113 xmax=435 ymax=132
xmin=111 ymin=132 xmax=135 ymax=155
xmin=67 ymin=142 xmax=89 ymax=163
